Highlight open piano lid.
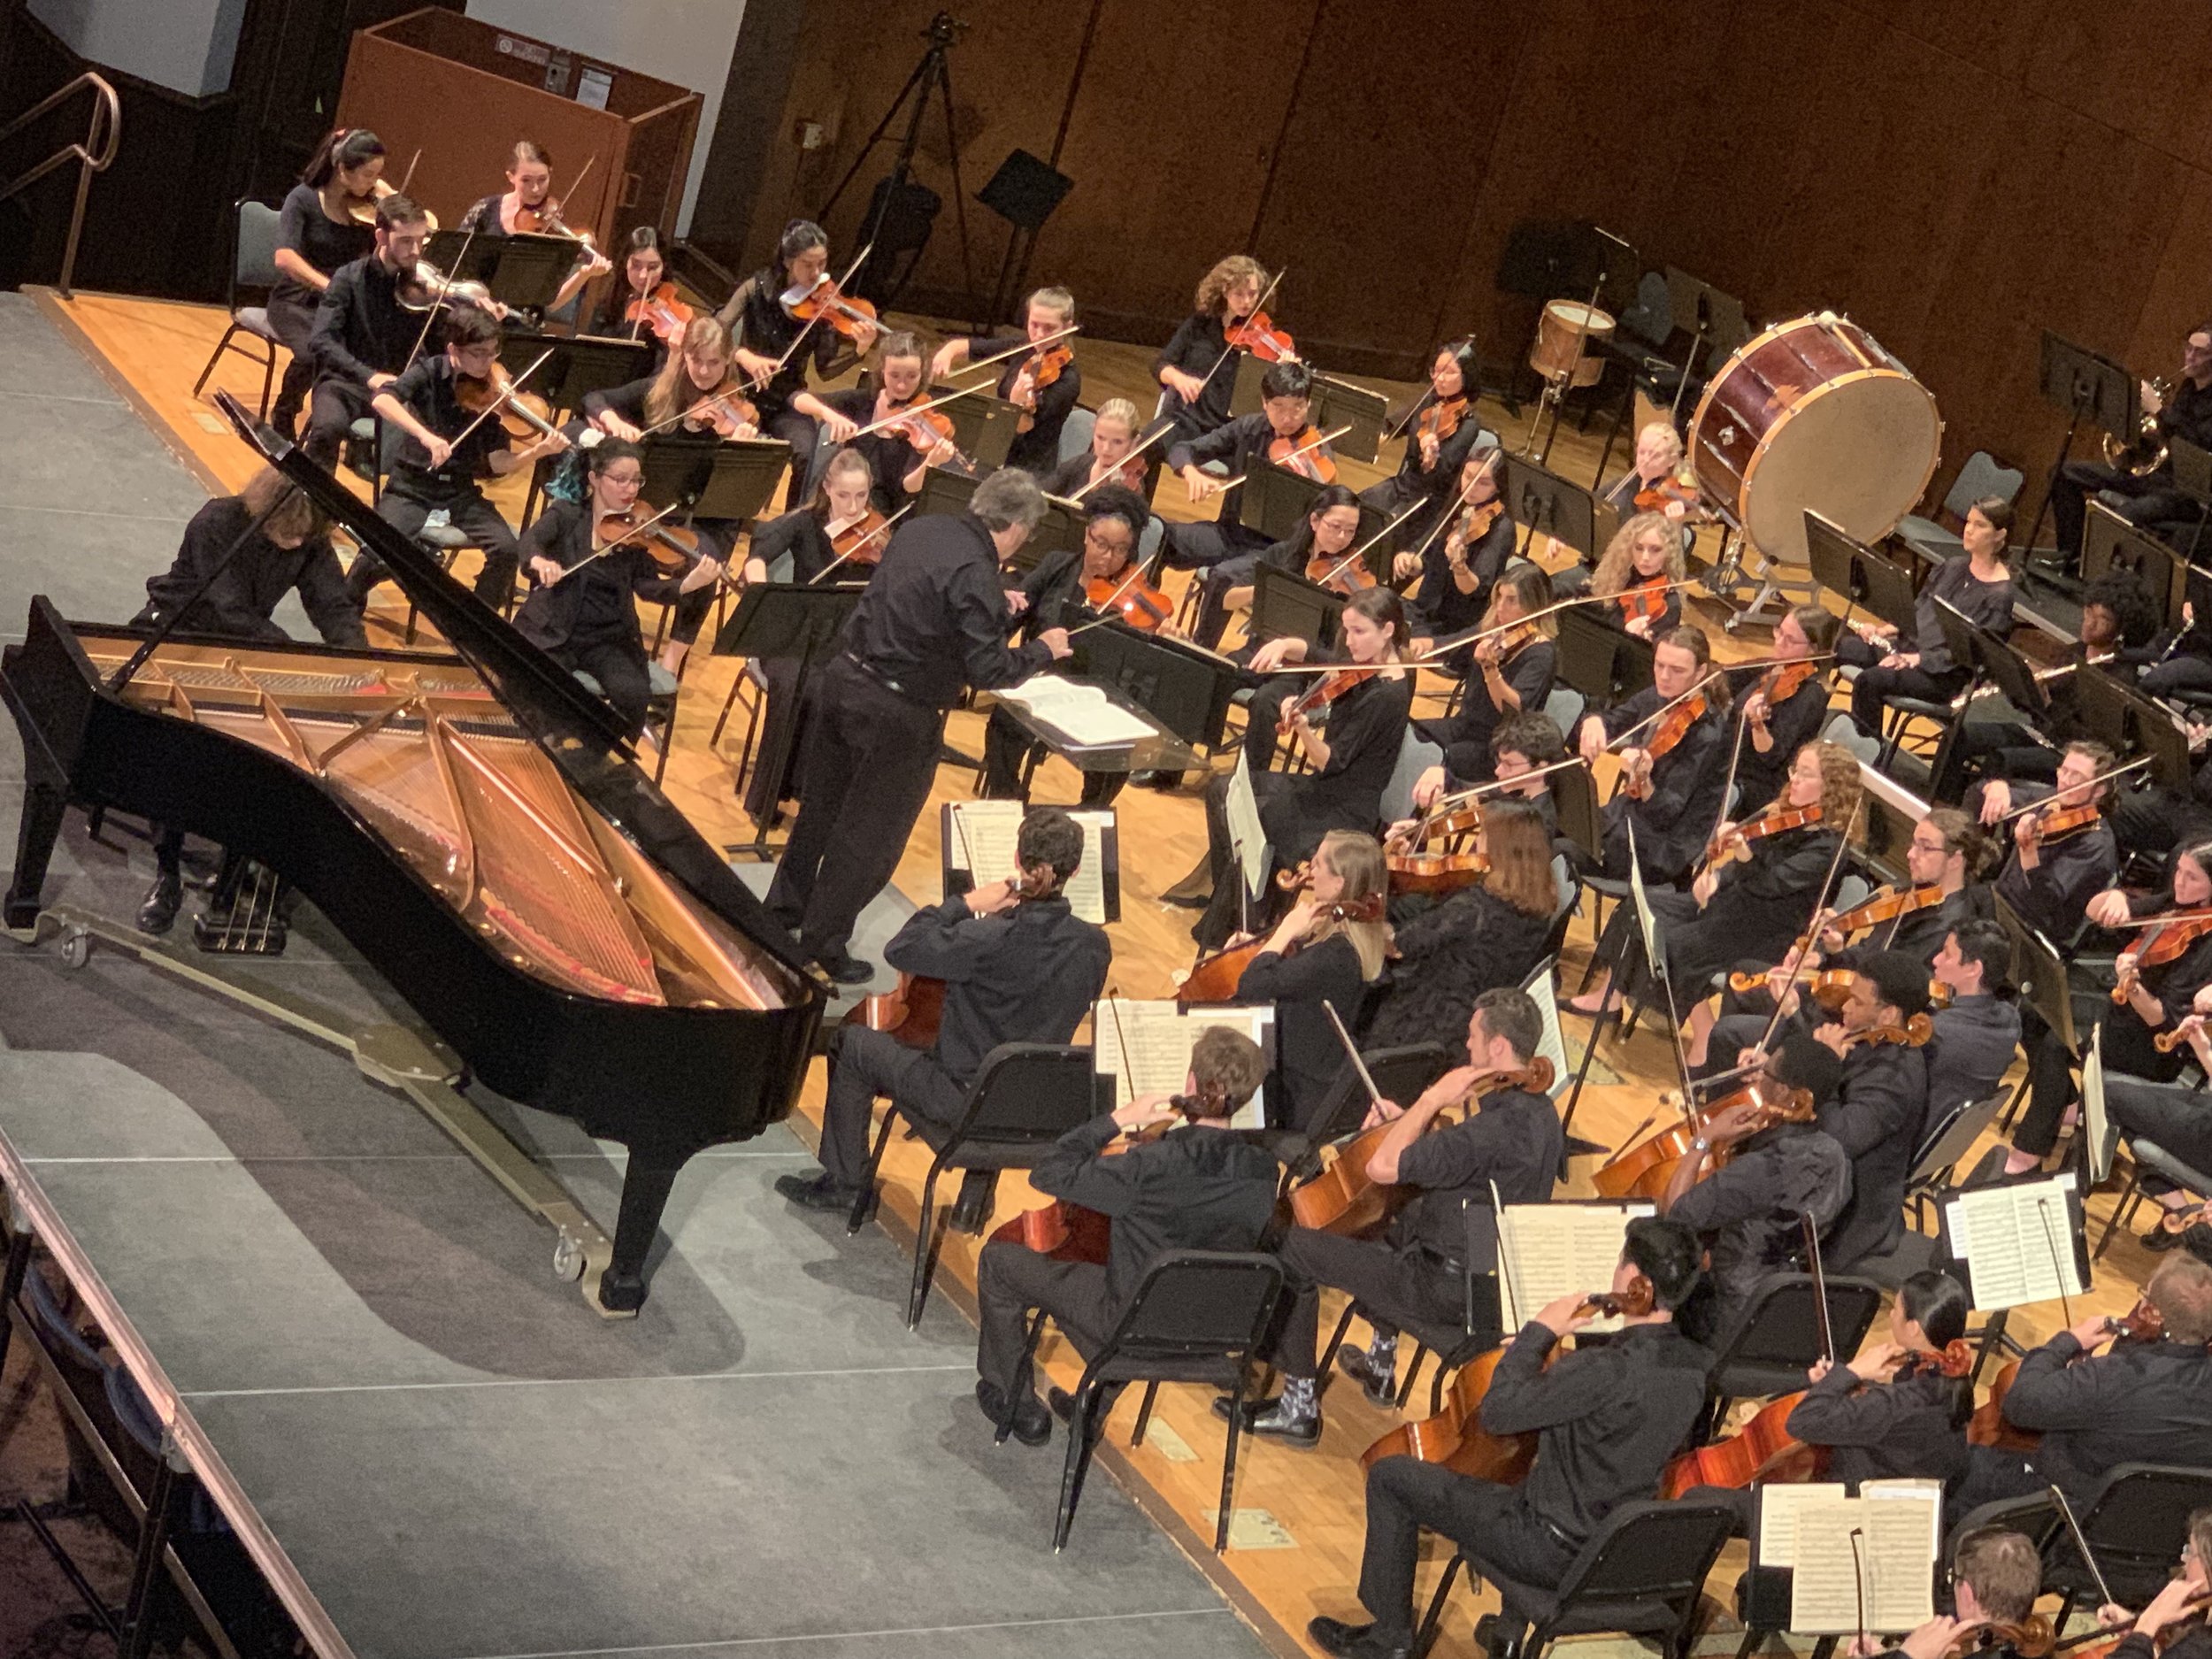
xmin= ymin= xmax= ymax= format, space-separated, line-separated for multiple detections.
xmin=210 ymin=391 xmax=818 ymax=985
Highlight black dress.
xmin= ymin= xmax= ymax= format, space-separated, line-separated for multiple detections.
xmin=269 ymin=182 xmax=373 ymax=432
xmin=1365 ymin=887 xmax=1556 ymax=1060
xmin=512 ymin=500 xmax=687 ymax=733
xmin=1234 ymin=933 xmax=1370 ymax=1133
xmin=1404 ymin=506 xmax=1515 ymax=658
xmin=960 ymin=334 xmax=1083 ymax=474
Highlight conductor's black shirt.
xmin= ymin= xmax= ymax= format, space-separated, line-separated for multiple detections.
xmin=843 ymin=511 xmax=1053 ymax=710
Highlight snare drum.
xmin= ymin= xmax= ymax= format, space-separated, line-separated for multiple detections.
xmin=1531 ymin=301 xmax=1615 ymax=388
xmin=1690 ymin=312 xmax=1940 ymax=565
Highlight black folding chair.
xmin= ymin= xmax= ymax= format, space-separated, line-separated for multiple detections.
xmin=1703 ymin=1271 xmax=1885 ymax=1420
xmin=2046 ymin=1464 xmax=2212 ymax=1626
xmin=1417 ymin=1497 xmax=1736 ymax=1659
xmin=846 ymin=1041 xmax=1106 ymax=1327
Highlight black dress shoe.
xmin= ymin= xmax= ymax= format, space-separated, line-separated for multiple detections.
xmin=1308 ymin=1616 xmax=1410 ymax=1658
xmin=135 ymin=872 xmax=182 ymax=935
xmin=976 ymin=1380 xmax=1052 ymax=1446
xmin=946 ymin=1171 xmax=995 ymax=1235
xmin=814 ymin=952 xmax=874 ymax=986
xmin=1335 ymin=1346 xmax=1399 ymax=1408
xmin=1210 ymin=1393 xmax=1320 ymax=1445
xmin=774 ymin=1171 xmax=872 ymax=1216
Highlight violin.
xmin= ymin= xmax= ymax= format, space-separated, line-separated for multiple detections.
xmin=1411 ymin=394 xmax=1469 ymax=462
xmin=1288 ymin=1057 xmax=1556 ymax=1237
xmin=1386 ymin=799 xmax=1489 ymax=896
xmin=1826 ymin=882 xmax=1947 ymax=941
xmin=829 ymin=510 xmax=891 ymax=565
xmin=682 ymin=385 xmax=762 ymax=441
xmin=1227 ymin=309 xmax=1296 ymax=363
xmin=594 ymin=508 xmax=703 ymax=573
xmin=454 ymin=361 xmax=561 ymax=447
xmin=1085 ymin=567 xmax=1172 ymax=631
xmin=1007 ymin=341 xmax=1073 ymax=410
xmin=396 ymin=260 xmax=494 ymax=316
xmin=781 ymin=274 xmax=879 ymax=340
xmin=1623 ymin=690 xmax=1710 ymax=802
xmin=1308 ymin=544 xmax=1378 ymax=595
xmin=1700 ymin=803 xmax=1823 ymax=880
xmin=344 ymin=174 xmax=439 ymax=231
xmin=625 ymin=281 xmax=695 ymax=344
xmin=2074 ymin=1595 xmax=2212 ymax=1659
xmin=1268 ymin=424 xmax=1338 ymax=483
xmin=2024 ymin=799 xmax=2103 ymax=845
xmin=1593 ymin=1078 xmax=1815 ymax=1202
xmin=1843 ymin=1014 xmax=1935 ymax=1049
xmin=1615 ymin=575 xmax=1674 ymax=629
xmin=2114 ymin=908 xmax=2212 ymax=1005
xmin=1634 ymin=470 xmax=1703 ymax=517
xmin=1755 ymin=657 xmax=1822 ymax=708
xmin=1279 ymin=663 xmax=1385 ymax=734
xmin=2154 ymin=1014 xmax=2209 ymax=1055
xmin=886 ymin=400 xmax=961 ymax=454
xmin=1727 ymin=958 xmax=1860 ymax=1012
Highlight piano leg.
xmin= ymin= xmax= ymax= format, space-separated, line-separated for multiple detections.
xmin=4 ymin=780 xmax=67 ymax=932
xmin=603 ymin=1145 xmax=687 ymax=1314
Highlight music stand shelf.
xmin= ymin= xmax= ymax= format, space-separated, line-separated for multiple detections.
xmin=981 ymin=677 xmax=1204 ymax=787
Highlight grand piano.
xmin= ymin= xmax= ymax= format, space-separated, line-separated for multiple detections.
xmin=1 ymin=396 xmax=825 ymax=1314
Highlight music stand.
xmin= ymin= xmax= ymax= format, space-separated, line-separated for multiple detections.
xmin=976 ymin=147 xmax=1074 ymax=327
xmin=1961 ymin=622 xmax=2052 ymax=728
xmin=917 ymin=467 xmax=979 ymax=518
xmin=2084 ymin=500 xmax=2189 ymax=631
xmin=1806 ymin=512 xmax=1921 ymax=638
xmin=925 ymin=383 xmax=1020 ymax=471
xmin=1076 ymin=621 xmax=1245 ymax=750
xmin=2167 ymin=438 xmax=2212 ymax=565
xmin=640 ymin=433 xmax=791 ymax=523
xmin=1248 ymin=563 xmax=1343 ymax=652
xmin=1025 ymin=492 xmax=1086 ymax=568
xmin=710 ymin=582 xmax=866 ymax=857
xmin=2074 ymin=665 xmax=2193 ymax=791
xmin=1502 ymin=454 xmax=1616 ymax=569
xmin=2024 ymin=333 xmax=2138 ymax=557
xmin=425 ymin=229 xmax=576 ymax=315
xmin=1235 ymin=460 xmax=1386 ymax=548
xmin=1554 ymin=606 xmax=1651 ymax=710
xmin=499 ymin=330 xmax=654 ymax=420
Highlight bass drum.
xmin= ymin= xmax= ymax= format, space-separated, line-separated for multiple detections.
xmin=1690 ymin=313 xmax=1940 ymax=565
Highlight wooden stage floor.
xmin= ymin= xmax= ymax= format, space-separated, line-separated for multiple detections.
xmin=28 ymin=286 xmax=2160 ymax=1659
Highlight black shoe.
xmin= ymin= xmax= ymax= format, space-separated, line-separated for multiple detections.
xmin=1160 ymin=857 xmax=1212 ymax=906
xmin=946 ymin=1172 xmax=995 ymax=1235
xmin=135 ymin=872 xmax=182 ymax=935
xmin=774 ymin=1171 xmax=871 ymax=1216
xmin=1047 ymin=1385 xmax=1107 ymax=1442
xmin=976 ymin=1380 xmax=1052 ymax=1446
xmin=1308 ymin=1616 xmax=1410 ymax=1659
xmin=1335 ymin=1346 xmax=1399 ymax=1408
xmin=1211 ymin=1393 xmax=1320 ymax=1446
xmin=814 ymin=951 xmax=874 ymax=986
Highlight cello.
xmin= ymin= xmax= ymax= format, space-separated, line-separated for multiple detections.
xmin=1591 ymin=1075 xmax=1815 ymax=1202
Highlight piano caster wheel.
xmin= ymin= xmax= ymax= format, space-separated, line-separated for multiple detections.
xmin=59 ymin=925 xmax=90 ymax=971
xmin=552 ymin=1229 xmax=586 ymax=1283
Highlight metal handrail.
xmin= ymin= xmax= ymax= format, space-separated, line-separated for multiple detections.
xmin=0 ymin=72 xmax=121 ymax=298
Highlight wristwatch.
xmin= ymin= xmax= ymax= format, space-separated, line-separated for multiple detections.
xmin=1691 ymin=1136 xmax=1710 ymax=1154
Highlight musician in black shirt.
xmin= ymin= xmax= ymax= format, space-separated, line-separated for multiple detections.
xmin=1924 ymin=920 xmax=2024 ymax=1138
xmin=973 ymin=1025 xmax=1277 ymax=1445
xmin=1813 ymin=953 xmax=1932 ymax=1269
xmin=1363 ymin=339 xmax=1485 ymax=555
xmin=133 ymin=469 xmax=369 ymax=934
xmin=1190 ymin=482 xmax=1362 ymax=651
xmin=713 ymin=219 xmax=876 ymax=492
xmin=929 ymin=286 xmax=1081 ymax=476
xmin=1309 ymin=1217 xmax=1709 ymax=1659
xmin=2098 ymin=1509 xmax=2211 ymax=1659
xmin=302 ymin=193 xmax=433 ymax=468
xmin=763 ymin=470 xmax=1072 ymax=982
xmin=777 ymin=808 xmax=1111 ymax=1214
xmin=1040 ymin=396 xmax=1160 ymax=503
xmin=1410 ymin=570 xmax=1557 ymax=797
xmin=1572 ymin=626 xmax=1734 ymax=885
xmin=1983 ymin=741 xmax=2122 ymax=947
xmin=1397 ymin=448 xmax=1513 ymax=662
xmin=806 ymin=331 xmax=947 ymax=510
xmin=1730 ymin=604 xmax=1840 ymax=811
xmin=1839 ymin=498 xmax=2016 ymax=738
xmin=1161 ymin=357 xmax=1327 ymax=576
xmin=2051 ymin=325 xmax=2212 ymax=566
xmin=1156 ymin=254 xmax=1267 ymax=444
xmin=352 ymin=303 xmax=565 ymax=610
xmin=587 ymin=226 xmax=674 ymax=371
xmin=1244 ymin=988 xmax=1562 ymax=1446
xmin=453 ymin=138 xmax=612 ymax=317
xmin=268 ymin=127 xmax=380 ymax=438
xmin=1785 ymin=1269 xmax=1971 ymax=1493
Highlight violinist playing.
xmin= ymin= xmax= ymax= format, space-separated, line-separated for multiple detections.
xmin=737 ymin=448 xmax=879 ymax=826
xmin=457 ymin=139 xmax=613 ymax=317
xmin=300 ymin=191 xmax=431 ymax=469
xmin=353 ymin=303 xmax=567 ymax=611
xmin=1915 ymin=919 xmax=2024 ymax=1137
xmin=1155 ymin=254 xmax=1270 ymax=445
xmin=1398 ymin=447 xmax=1513 ymax=665
xmin=2002 ymin=836 xmax=2212 ymax=1177
xmin=1659 ymin=1037 xmax=1850 ymax=1347
xmin=1571 ymin=625 xmax=1734 ymax=885
xmin=1858 ymin=1527 xmax=2047 ymax=1659
xmin=1783 ymin=1268 xmax=1974 ymax=1496
xmin=1809 ymin=953 xmax=1934 ymax=1270
xmin=928 ymin=285 xmax=1081 ymax=476
xmin=1601 ymin=423 xmax=1694 ymax=518
xmin=1732 ymin=603 xmax=1841 ymax=811
xmin=268 ymin=127 xmax=382 ymax=440
xmin=1578 ymin=511 xmax=1686 ymax=636
xmin=775 ymin=807 xmax=1110 ymax=1217
xmin=2095 ymin=1507 xmax=2212 ymax=1659
xmin=1367 ymin=799 xmax=1560 ymax=1056
xmin=1955 ymin=1251 xmax=2212 ymax=1516
xmin=1566 ymin=741 xmax=1857 ymax=1022
xmin=1236 ymin=987 xmax=1562 ymax=1448
xmin=1173 ymin=588 xmax=1413 ymax=951
xmin=1160 ymin=357 xmax=1330 ymax=576
xmin=1308 ymin=1217 xmax=1710 ymax=1659
xmin=1362 ymin=339 xmax=1485 ymax=549
xmin=810 ymin=329 xmax=960 ymax=507
xmin=1839 ymin=497 xmax=2016 ymax=741
xmin=511 ymin=440 xmax=721 ymax=736
xmin=972 ymin=1026 xmax=1276 ymax=1447
xmin=1193 ymin=482 xmax=1363 ymax=653
xmin=714 ymin=219 xmax=878 ymax=488
xmin=2105 ymin=981 xmax=2212 ymax=1251
xmin=981 ymin=487 xmax=1156 ymax=806
xmin=592 ymin=226 xmax=681 ymax=368
xmin=1986 ymin=739 xmax=2121 ymax=947
xmin=1409 ymin=565 xmax=1556 ymax=798
xmin=1041 ymin=396 xmax=1160 ymax=503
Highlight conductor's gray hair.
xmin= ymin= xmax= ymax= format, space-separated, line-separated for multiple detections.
xmin=970 ymin=468 xmax=1047 ymax=533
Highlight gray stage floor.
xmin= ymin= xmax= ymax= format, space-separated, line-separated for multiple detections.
xmin=0 ymin=292 xmax=1273 ymax=1658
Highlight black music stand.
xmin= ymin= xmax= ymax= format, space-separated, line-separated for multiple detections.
xmin=1228 ymin=357 xmax=1389 ymax=465
xmin=1502 ymin=454 xmax=1616 ymax=569
xmin=1805 ymin=511 xmax=1919 ymax=637
xmin=1235 ymin=461 xmax=1386 ymax=548
xmin=1248 ymin=564 xmax=1343 ymax=652
xmin=710 ymin=582 xmax=866 ymax=858
xmin=2073 ymin=665 xmax=2193 ymax=791
xmin=1075 ymin=621 xmax=1246 ymax=750
xmin=1554 ymin=606 xmax=1652 ymax=710
xmin=1026 ymin=492 xmax=1085 ymax=566
xmin=2084 ymin=501 xmax=2189 ymax=630
xmin=924 ymin=383 xmax=1020 ymax=471
xmin=500 ymin=331 xmax=655 ymax=419
xmin=640 ymin=434 xmax=791 ymax=523
xmin=976 ymin=147 xmax=1074 ymax=327
xmin=2025 ymin=333 xmax=2137 ymax=560
xmin=917 ymin=467 xmax=979 ymax=518
xmin=2167 ymin=438 xmax=2212 ymax=565
xmin=425 ymin=229 xmax=576 ymax=315
xmin=1961 ymin=623 xmax=2053 ymax=729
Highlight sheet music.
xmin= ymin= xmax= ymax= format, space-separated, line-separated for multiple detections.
xmin=1627 ymin=822 xmax=1665 ymax=979
xmin=1066 ymin=809 xmax=1115 ymax=926
xmin=1789 ymin=1492 xmax=1939 ymax=1633
xmin=1227 ymin=750 xmax=1268 ymax=899
xmin=1756 ymin=1483 xmax=1847 ymax=1569
xmin=1093 ymin=999 xmax=1273 ymax=1125
xmin=1496 ymin=1202 xmax=1654 ymax=1333
xmin=943 ymin=801 xmax=1115 ymax=926
xmin=1525 ymin=963 xmax=1570 ymax=1096
xmin=2082 ymin=1024 xmax=2115 ymax=1183
xmin=997 ymin=676 xmax=1155 ymax=743
xmin=1945 ymin=1172 xmax=2085 ymax=1310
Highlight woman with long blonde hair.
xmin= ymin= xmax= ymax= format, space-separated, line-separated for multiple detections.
xmin=1589 ymin=510 xmax=1688 ymax=640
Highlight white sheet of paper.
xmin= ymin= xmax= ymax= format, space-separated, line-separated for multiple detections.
xmin=998 ymin=676 xmax=1155 ymax=743
xmin=1755 ymin=1483 xmax=1848 ymax=1569
xmin=1093 ymin=999 xmax=1273 ymax=1125
xmin=943 ymin=801 xmax=1114 ymax=926
xmin=1525 ymin=962 xmax=1570 ymax=1098
xmin=1065 ymin=808 xmax=1114 ymax=926
xmin=2082 ymin=1023 xmax=2114 ymax=1183
xmin=1944 ymin=1171 xmax=2085 ymax=1310
xmin=1789 ymin=1492 xmax=1939 ymax=1633
xmin=1226 ymin=749 xmax=1269 ymax=900
xmin=1496 ymin=1202 xmax=1654 ymax=1333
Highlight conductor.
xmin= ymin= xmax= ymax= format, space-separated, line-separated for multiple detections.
xmin=764 ymin=469 xmax=1073 ymax=982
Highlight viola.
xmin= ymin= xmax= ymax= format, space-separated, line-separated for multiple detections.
xmin=1593 ymin=1078 xmax=1815 ymax=1202
xmin=1007 ymin=341 xmax=1073 ymax=410
xmin=625 ymin=281 xmax=695 ymax=344
xmin=2026 ymin=799 xmax=2103 ymax=844
xmin=1624 ymin=690 xmax=1710 ymax=801
xmin=1634 ymin=472 xmax=1703 ymax=517
xmin=1412 ymin=394 xmax=1469 ymax=459
xmin=2114 ymin=908 xmax=2212 ymax=1005
xmin=454 ymin=361 xmax=561 ymax=446
xmin=1085 ymin=566 xmax=1172 ymax=631
xmin=1700 ymin=803 xmax=1823 ymax=879
xmin=1227 ymin=309 xmax=1296 ymax=363
xmin=1615 ymin=575 xmax=1674 ymax=629
xmin=1269 ymin=424 xmax=1338 ymax=483
xmin=683 ymin=385 xmax=761 ymax=441
xmin=594 ymin=508 xmax=703 ymax=572
xmin=1289 ymin=1057 xmax=1556 ymax=1237
xmin=1279 ymin=663 xmax=1386 ymax=734
xmin=1826 ymin=882 xmax=1946 ymax=941
xmin=1755 ymin=657 xmax=1821 ymax=708
xmin=782 ymin=275 xmax=879 ymax=340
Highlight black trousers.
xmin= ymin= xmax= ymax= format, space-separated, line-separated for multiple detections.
xmin=2050 ymin=459 xmax=2199 ymax=561
xmin=362 ymin=488 xmax=519 ymax=608
xmin=1160 ymin=518 xmax=1266 ymax=572
xmin=1356 ymin=1460 xmax=1577 ymax=1641
xmin=303 ymin=376 xmax=374 ymax=468
xmin=265 ymin=293 xmax=318 ymax=436
xmin=815 ymin=1023 xmax=966 ymax=1187
xmin=1274 ymin=1228 xmax=1477 ymax=1381
xmin=1358 ymin=475 xmax=1448 ymax=556
xmin=2016 ymin=999 xmax=2182 ymax=1157
xmin=2105 ymin=1073 xmax=2212 ymax=1184
xmin=975 ymin=1241 xmax=1117 ymax=1402
xmin=763 ymin=405 xmax=824 ymax=501
xmin=549 ymin=635 xmax=653 ymax=734
xmin=2139 ymin=656 xmax=2212 ymax=702
xmin=1953 ymin=1443 xmax=2045 ymax=1519
xmin=1838 ymin=633 xmax=1966 ymax=739
xmin=765 ymin=657 xmax=943 ymax=962
xmin=981 ymin=705 xmax=1125 ymax=806
xmin=2108 ymin=786 xmax=2212 ymax=865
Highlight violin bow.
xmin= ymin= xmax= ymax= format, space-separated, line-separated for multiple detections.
xmin=1312 ymin=498 xmax=1427 ymax=591
xmin=807 ymin=503 xmax=913 ymax=586
xmin=1411 ymin=757 xmax=1592 ymax=824
xmin=547 ymin=499 xmax=687 ymax=585
xmin=757 ymin=241 xmax=873 ymax=389
xmin=1990 ymin=757 xmax=2154 ymax=826
xmin=1190 ymin=266 xmax=1286 ymax=403
xmin=1414 ymin=579 xmax=1703 ymax=665
xmin=444 ymin=347 xmax=555 ymax=456
xmin=1383 ymin=383 xmax=1437 ymax=445
xmin=1069 ymin=415 xmax=1177 ymax=501
xmin=1801 ymin=1209 xmax=1834 ymax=1366
xmin=398 ymin=221 xmax=480 ymax=378
xmin=1215 ymin=423 xmax=1351 ymax=495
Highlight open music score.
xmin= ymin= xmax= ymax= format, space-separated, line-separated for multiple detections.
xmin=1786 ymin=1484 xmax=1941 ymax=1632
xmin=1943 ymin=1171 xmax=2088 ymax=1310
xmin=941 ymin=799 xmax=1118 ymax=925
xmin=994 ymin=675 xmax=1156 ymax=744
xmin=1497 ymin=1201 xmax=1653 ymax=1333
xmin=1092 ymin=998 xmax=1273 ymax=1125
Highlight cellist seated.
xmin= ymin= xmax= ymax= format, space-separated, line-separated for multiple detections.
xmin=971 ymin=1026 xmax=1277 ymax=1447
xmin=1231 ymin=989 xmax=1562 ymax=1448
xmin=1308 ymin=1217 xmax=1710 ymax=1659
